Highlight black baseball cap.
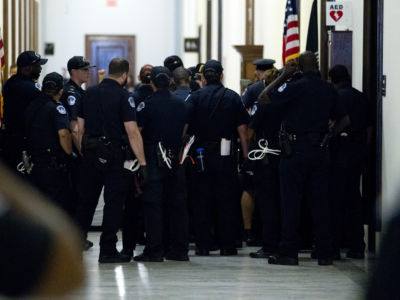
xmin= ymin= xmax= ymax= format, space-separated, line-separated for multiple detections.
xmin=164 ymin=55 xmax=183 ymax=72
xmin=150 ymin=66 xmax=171 ymax=86
xmin=253 ymin=58 xmax=276 ymax=71
xmin=67 ymin=56 xmax=96 ymax=72
xmin=203 ymin=60 xmax=223 ymax=75
xmin=17 ymin=51 xmax=48 ymax=67
xmin=42 ymin=72 xmax=64 ymax=90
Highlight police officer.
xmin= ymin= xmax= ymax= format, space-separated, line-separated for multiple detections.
xmin=172 ymin=66 xmax=191 ymax=100
xmin=259 ymin=52 xmax=350 ymax=266
xmin=76 ymin=58 xmax=146 ymax=263
xmin=133 ymin=64 xmax=154 ymax=104
xmin=186 ymin=59 xmax=249 ymax=256
xmin=242 ymin=58 xmax=275 ymax=109
xmin=59 ymin=56 xmax=95 ymax=217
xmin=121 ymin=64 xmax=153 ymax=257
xmin=24 ymin=72 xmax=72 ymax=209
xmin=61 ymin=56 xmax=95 ymax=149
xmin=328 ymin=65 xmax=369 ymax=259
xmin=2 ymin=51 xmax=47 ymax=172
xmin=247 ymin=67 xmax=283 ymax=258
xmin=133 ymin=66 xmax=189 ymax=262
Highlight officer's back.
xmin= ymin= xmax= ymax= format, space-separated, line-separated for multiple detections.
xmin=188 ymin=65 xmax=248 ymax=144
xmin=140 ymin=89 xmax=187 ymax=148
xmin=134 ymin=66 xmax=189 ymax=262
xmin=271 ymin=74 xmax=339 ymax=134
xmin=80 ymin=77 xmax=132 ymax=143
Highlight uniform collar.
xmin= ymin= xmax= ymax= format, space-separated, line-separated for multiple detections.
xmin=303 ymin=72 xmax=320 ymax=79
xmin=205 ymin=83 xmax=223 ymax=89
xmin=68 ymin=79 xmax=84 ymax=93
xmin=155 ymin=88 xmax=170 ymax=95
xmin=101 ymin=78 xmax=123 ymax=88
xmin=176 ymin=85 xmax=191 ymax=91
xmin=138 ymin=84 xmax=154 ymax=93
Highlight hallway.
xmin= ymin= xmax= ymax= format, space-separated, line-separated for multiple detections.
xmin=67 ymin=232 xmax=369 ymax=300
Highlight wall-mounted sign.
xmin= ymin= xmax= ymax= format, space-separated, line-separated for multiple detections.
xmin=44 ymin=43 xmax=54 ymax=55
xmin=184 ymin=38 xmax=200 ymax=52
xmin=326 ymin=1 xmax=352 ymax=28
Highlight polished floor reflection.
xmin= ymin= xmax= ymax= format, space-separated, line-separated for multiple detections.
xmin=64 ymin=232 xmax=369 ymax=300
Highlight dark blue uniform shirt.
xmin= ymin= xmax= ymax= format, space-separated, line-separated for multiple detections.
xmin=60 ymin=79 xmax=85 ymax=121
xmin=187 ymin=83 xmax=249 ymax=143
xmin=78 ymin=78 xmax=136 ymax=142
xmin=269 ymin=73 xmax=346 ymax=134
xmin=139 ymin=89 xmax=188 ymax=147
xmin=173 ymin=85 xmax=191 ymax=101
xmin=248 ymin=103 xmax=284 ymax=148
xmin=24 ymin=94 xmax=70 ymax=154
xmin=337 ymin=84 xmax=369 ymax=134
xmin=3 ymin=74 xmax=42 ymax=135
xmin=132 ymin=84 xmax=153 ymax=106
xmin=242 ymin=80 xmax=264 ymax=109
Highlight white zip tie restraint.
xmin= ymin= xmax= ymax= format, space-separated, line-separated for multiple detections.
xmin=248 ymin=139 xmax=281 ymax=161
xmin=123 ymin=158 xmax=140 ymax=173
xmin=158 ymin=142 xmax=172 ymax=169
xmin=179 ymin=135 xmax=195 ymax=165
xmin=16 ymin=162 xmax=26 ymax=174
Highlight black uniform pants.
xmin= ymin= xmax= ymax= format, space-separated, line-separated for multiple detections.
xmin=330 ymin=138 xmax=366 ymax=253
xmin=143 ymin=162 xmax=188 ymax=257
xmin=279 ymin=139 xmax=332 ymax=259
xmin=75 ymin=150 xmax=128 ymax=254
xmin=192 ymin=155 xmax=240 ymax=250
xmin=253 ymin=154 xmax=281 ymax=253
xmin=122 ymin=174 xmax=145 ymax=252
xmin=1 ymin=134 xmax=24 ymax=175
xmin=30 ymin=163 xmax=69 ymax=210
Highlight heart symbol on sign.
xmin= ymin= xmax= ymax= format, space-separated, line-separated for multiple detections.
xmin=330 ymin=10 xmax=343 ymax=22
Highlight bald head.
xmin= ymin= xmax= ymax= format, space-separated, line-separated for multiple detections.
xmin=299 ymin=51 xmax=318 ymax=74
xmin=173 ymin=66 xmax=190 ymax=87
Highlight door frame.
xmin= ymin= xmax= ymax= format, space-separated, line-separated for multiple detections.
xmin=363 ymin=0 xmax=384 ymax=253
xmin=85 ymin=34 xmax=136 ymax=86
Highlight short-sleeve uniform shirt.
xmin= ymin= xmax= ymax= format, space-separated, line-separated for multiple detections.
xmin=186 ymin=83 xmax=249 ymax=143
xmin=269 ymin=73 xmax=346 ymax=134
xmin=24 ymin=94 xmax=70 ymax=154
xmin=60 ymin=79 xmax=85 ymax=121
xmin=139 ymin=89 xmax=188 ymax=147
xmin=3 ymin=74 xmax=42 ymax=135
xmin=78 ymin=78 xmax=136 ymax=142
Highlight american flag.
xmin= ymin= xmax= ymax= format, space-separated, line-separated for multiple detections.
xmin=0 ymin=28 xmax=4 ymax=124
xmin=282 ymin=0 xmax=300 ymax=65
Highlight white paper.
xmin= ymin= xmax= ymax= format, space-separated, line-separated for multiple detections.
xmin=220 ymin=138 xmax=231 ymax=156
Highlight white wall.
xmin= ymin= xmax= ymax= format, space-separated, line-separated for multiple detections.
xmin=221 ymin=0 xmax=245 ymax=93
xmin=382 ymin=0 xmax=400 ymax=223
xmin=39 ymin=0 xmax=182 ymax=82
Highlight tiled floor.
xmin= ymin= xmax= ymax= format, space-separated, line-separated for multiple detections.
xmin=63 ymin=232 xmax=370 ymax=300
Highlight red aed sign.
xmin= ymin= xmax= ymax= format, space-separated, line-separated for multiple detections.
xmin=107 ymin=0 xmax=117 ymax=7
xmin=326 ymin=1 xmax=352 ymax=27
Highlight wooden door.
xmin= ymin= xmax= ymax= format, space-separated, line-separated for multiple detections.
xmin=85 ymin=35 xmax=136 ymax=87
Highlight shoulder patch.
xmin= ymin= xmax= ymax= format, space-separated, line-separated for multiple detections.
xmin=35 ymin=82 xmax=41 ymax=90
xmin=67 ymin=95 xmax=76 ymax=106
xmin=128 ymin=96 xmax=135 ymax=108
xmin=56 ymin=105 xmax=67 ymax=115
xmin=136 ymin=101 xmax=145 ymax=112
xmin=184 ymin=94 xmax=191 ymax=102
xmin=250 ymin=105 xmax=258 ymax=116
xmin=278 ymin=83 xmax=287 ymax=93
